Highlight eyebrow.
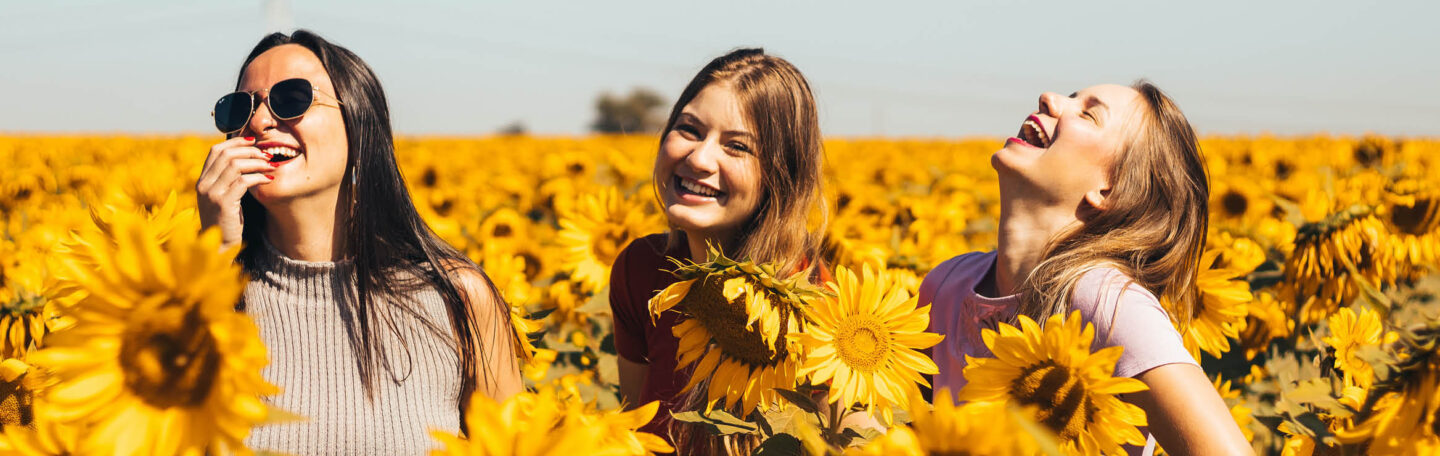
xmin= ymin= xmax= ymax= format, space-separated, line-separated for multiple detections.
xmin=676 ymin=112 xmax=754 ymax=139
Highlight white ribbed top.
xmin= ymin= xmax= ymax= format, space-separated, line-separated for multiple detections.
xmin=241 ymin=240 xmax=462 ymax=455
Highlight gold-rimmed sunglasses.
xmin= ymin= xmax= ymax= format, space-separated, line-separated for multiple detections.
xmin=211 ymin=78 xmax=343 ymax=135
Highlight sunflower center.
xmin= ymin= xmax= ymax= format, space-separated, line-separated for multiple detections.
xmin=1390 ymin=197 xmax=1438 ymax=235
xmin=492 ymin=223 xmax=513 ymax=238
xmin=836 ymin=317 xmax=890 ymax=372
xmin=1011 ymin=361 xmax=1096 ymax=440
xmin=593 ymin=225 xmax=629 ymax=266
xmin=1221 ymin=190 xmax=1248 ymax=217
xmin=119 ymin=304 xmax=221 ymax=409
xmin=682 ymin=274 xmax=786 ymax=367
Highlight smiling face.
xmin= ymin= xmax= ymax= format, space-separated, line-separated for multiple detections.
xmin=237 ymin=44 xmax=349 ymax=205
xmin=991 ymin=84 xmax=1145 ymax=209
xmin=654 ymin=83 xmax=764 ymax=240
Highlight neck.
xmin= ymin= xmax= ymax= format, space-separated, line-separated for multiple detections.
xmin=683 ymin=228 xmax=733 ymax=264
xmin=994 ymin=195 xmax=1077 ymax=296
xmin=263 ymin=191 xmax=349 ymax=262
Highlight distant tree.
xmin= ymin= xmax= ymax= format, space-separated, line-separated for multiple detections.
xmin=498 ymin=120 xmax=528 ymax=136
xmin=590 ymin=88 xmax=667 ymax=134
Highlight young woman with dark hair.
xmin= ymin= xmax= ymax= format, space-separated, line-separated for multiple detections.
xmin=195 ymin=30 xmax=520 ymax=454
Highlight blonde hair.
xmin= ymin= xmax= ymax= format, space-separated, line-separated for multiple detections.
xmin=1013 ymin=81 xmax=1209 ymax=330
xmin=657 ymin=48 xmax=827 ymax=456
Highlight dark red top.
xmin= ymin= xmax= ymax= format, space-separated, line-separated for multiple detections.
xmin=610 ymin=234 xmax=688 ymax=441
xmin=610 ymin=233 xmax=832 ymax=444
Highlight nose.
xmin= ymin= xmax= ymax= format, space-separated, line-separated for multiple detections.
xmin=244 ymin=94 xmax=279 ymax=137
xmin=683 ymin=137 xmax=722 ymax=175
xmin=1038 ymin=92 xmax=1065 ymax=118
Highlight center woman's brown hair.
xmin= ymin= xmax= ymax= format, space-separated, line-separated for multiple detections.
xmin=657 ymin=48 xmax=828 ymax=276
xmin=659 ymin=48 xmax=827 ymax=455
xmin=1015 ymin=81 xmax=1210 ymax=330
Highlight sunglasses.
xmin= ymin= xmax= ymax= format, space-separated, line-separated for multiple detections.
xmin=211 ymin=78 xmax=343 ymax=135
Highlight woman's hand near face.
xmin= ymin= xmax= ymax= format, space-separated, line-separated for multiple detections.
xmin=196 ymin=136 xmax=276 ymax=251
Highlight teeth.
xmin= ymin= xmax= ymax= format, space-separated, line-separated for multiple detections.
xmin=679 ymin=178 xmax=721 ymax=198
xmin=1022 ymin=119 xmax=1050 ymax=148
xmin=263 ymin=146 xmax=299 ymax=158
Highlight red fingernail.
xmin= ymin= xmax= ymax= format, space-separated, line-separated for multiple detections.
xmin=244 ymin=136 xmax=255 ymax=141
xmin=264 ymin=152 xmax=274 ymax=160
xmin=265 ymin=175 xmax=275 ymax=181
xmin=269 ymin=162 xmax=279 ymax=168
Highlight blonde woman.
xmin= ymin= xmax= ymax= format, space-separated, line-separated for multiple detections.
xmin=919 ymin=83 xmax=1251 ymax=455
xmin=608 ymin=48 xmax=830 ymax=452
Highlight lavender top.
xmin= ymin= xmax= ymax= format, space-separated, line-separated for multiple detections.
xmin=920 ymin=251 xmax=1197 ymax=395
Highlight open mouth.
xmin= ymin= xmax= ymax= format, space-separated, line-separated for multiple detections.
xmin=259 ymin=144 xmax=302 ymax=165
xmin=674 ymin=175 xmax=725 ymax=200
xmin=1017 ymin=115 xmax=1051 ymax=148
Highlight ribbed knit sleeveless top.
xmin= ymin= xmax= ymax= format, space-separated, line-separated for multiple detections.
xmin=241 ymin=240 xmax=461 ymax=455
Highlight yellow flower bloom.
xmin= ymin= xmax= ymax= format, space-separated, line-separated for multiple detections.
xmin=28 ymin=208 xmax=277 ymax=456
xmin=556 ymin=187 xmax=661 ymax=293
xmin=431 ymin=387 xmax=672 ymax=456
xmin=1321 ymin=306 xmax=1394 ymax=390
xmin=792 ymin=264 xmax=943 ymax=424
xmin=959 ymin=311 xmax=1150 ymax=455
xmin=649 ymin=248 xmax=816 ymax=415
xmin=1183 ymin=248 xmax=1253 ymax=359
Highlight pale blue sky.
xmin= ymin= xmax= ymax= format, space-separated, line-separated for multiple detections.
xmin=3 ymin=1 xmax=1436 ymax=137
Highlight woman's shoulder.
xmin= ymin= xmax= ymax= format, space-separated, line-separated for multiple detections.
xmin=918 ymin=250 xmax=996 ymax=307
xmin=1072 ymin=267 xmax=1161 ymax=308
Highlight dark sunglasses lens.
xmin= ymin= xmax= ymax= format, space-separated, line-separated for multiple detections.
xmin=214 ymin=93 xmax=253 ymax=133
xmin=269 ymin=79 xmax=314 ymax=119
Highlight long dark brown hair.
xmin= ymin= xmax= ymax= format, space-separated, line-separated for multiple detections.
xmin=658 ymin=48 xmax=828 ymax=455
xmin=231 ymin=30 xmax=516 ymax=411
xmin=1014 ymin=81 xmax=1209 ymax=329
xmin=654 ymin=48 xmax=828 ymax=276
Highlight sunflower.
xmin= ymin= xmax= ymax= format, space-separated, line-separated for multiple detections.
xmin=1285 ymin=207 xmax=1397 ymax=324
xmin=792 ymin=264 xmax=943 ymax=424
xmin=1182 ymin=247 xmax=1253 ymax=360
xmin=848 ymin=389 xmax=1055 ymax=456
xmin=1379 ymin=179 xmax=1440 ymax=267
xmin=431 ymin=387 xmax=672 ymax=456
xmin=557 ymin=187 xmax=662 ymax=292
xmin=1334 ymin=360 xmax=1440 ymax=454
xmin=1238 ymin=292 xmax=1293 ymax=360
xmin=1321 ymin=307 xmax=1395 ymax=390
xmin=959 ymin=311 xmax=1150 ymax=454
xmin=27 ymin=209 xmax=277 ymax=455
xmin=648 ymin=246 xmax=818 ymax=415
xmin=0 ymin=265 xmax=48 ymax=360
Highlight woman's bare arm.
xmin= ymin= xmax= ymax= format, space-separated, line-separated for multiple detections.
xmin=1129 ymin=363 xmax=1252 ymax=455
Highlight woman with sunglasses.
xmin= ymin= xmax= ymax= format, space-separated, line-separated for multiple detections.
xmin=196 ymin=30 xmax=520 ymax=455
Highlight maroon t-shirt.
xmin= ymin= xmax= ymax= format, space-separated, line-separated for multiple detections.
xmin=610 ymin=233 xmax=688 ymax=441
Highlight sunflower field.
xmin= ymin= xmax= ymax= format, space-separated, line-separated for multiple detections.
xmin=1 ymin=134 xmax=1438 ymax=455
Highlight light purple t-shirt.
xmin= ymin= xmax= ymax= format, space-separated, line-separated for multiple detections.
xmin=920 ymin=251 xmax=1197 ymax=397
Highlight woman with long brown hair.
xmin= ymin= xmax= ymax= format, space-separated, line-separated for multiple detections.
xmin=919 ymin=82 xmax=1251 ymax=454
xmin=195 ymin=30 xmax=521 ymax=454
xmin=607 ymin=48 xmax=830 ymax=452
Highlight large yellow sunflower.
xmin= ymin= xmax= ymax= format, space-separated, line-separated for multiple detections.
xmin=1379 ymin=178 xmax=1440 ymax=268
xmin=649 ymin=247 xmax=818 ymax=415
xmin=1182 ymin=247 xmax=1253 ymax=360
xmin=556 ymin=187 xmax=661 ymax=292
xmin=28 ymin=208 xmax=277 ymax=456
xmin=959 ymin=311 xmax=1150 ymax=454
xmin=792 ymin=264 xmax=943 ymax=424
xmin=431 ymin=387 xmax=672 ymax=456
